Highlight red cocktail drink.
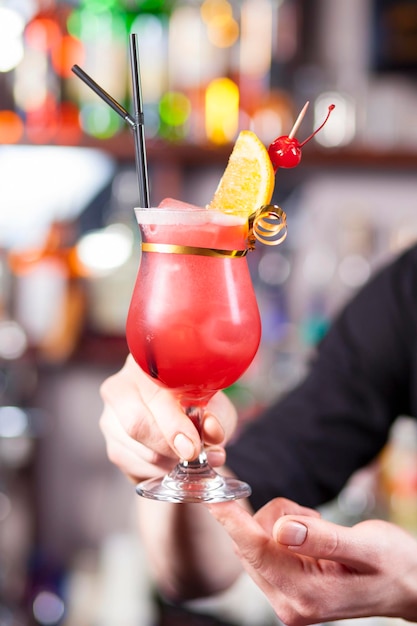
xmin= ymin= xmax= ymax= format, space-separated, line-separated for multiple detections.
xmin=126 ymin=201 xmax=261 ymax=502
xmin=127 ymin=205 xmax=261 ymax=407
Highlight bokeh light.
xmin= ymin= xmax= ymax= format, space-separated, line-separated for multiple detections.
xmin=258 ymin=252 xmax=291 ymax=286
xmin=14 ymin=47 xmax=49 ymax=112
xmin=33 ymin=591 xmax=65 ymax=626
xmin=76 ymin=224 xmax=133 ymax=276
xmin=81 ymin=0 xmax=119 ymax=12
xmin=25 ymin=17 xmax=61 ymax=52
xmin=0 ymin=320 xmax=28 ymax=359
xmin=80 ymin=103 xmax=122 ymax=138
xmin=201 ymin=0 xmax=238 ymax=48
xmin=314 ymin=91 xmax=356 ymax=147
xmin=201 ymin=0 xmax=232 ymax=22
xmin=206 ymin=13 xmax=239 ymax=48
xmin=0 ymin=7 xmax=25 ymax=72
xmin=51 ymin=34 xmax=84 ymax=78
xmin=25 ymin=95 xmax=59 ymax=144
xmin=0 ymin=111 xmax=24 ymax=144
xmin=240 ymin=0 xmax=272 ymax=78
xmin=0 ymin=406 xmax=28 ymax=438
xmin=302 ymin=248 xmax=337 ymax=287
xmin=159 ymin=91 xmax=191 ymax=127
xmin=338 ymin=254 xmax=371 ymax=288
xmin=205 ymin=77 xmax=239 ymax=144
xmin=55 ymin=102 xmax=82 ymax=144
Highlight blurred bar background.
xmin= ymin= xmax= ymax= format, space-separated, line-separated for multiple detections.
xmin=1 ymin=0 xmax=417 ymax=625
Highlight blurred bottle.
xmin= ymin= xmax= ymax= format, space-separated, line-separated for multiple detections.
xmin=8 ymin=221 xmax=86 ymax=364
xmin=0 ymin=247 xmax=34 ymax=404
xmin=378 ymin=417 xmax=417 ymax=536
xmin=238 ymin=0 xmax=272 ymax=117
xmin=130 ymin=11 xmax=170 ymax=139
xmin=0 ymin=247 xmax=39 ymax=625
xmin=68 ymin=0 xmax=128 ymax=139
xmin=14 ymin=1 xmax=84 ymax=144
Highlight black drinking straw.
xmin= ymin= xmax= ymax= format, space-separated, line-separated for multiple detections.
xmin=129 ymin=33 xmax=150 ymax=209
xmin=71 ymin=48 xmax=150 ymax=207
xmin=72 ymin=64 xmax=136 ymax=127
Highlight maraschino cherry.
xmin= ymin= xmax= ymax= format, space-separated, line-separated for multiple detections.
xmin=268 ymin=101 xmax=335 ymax=171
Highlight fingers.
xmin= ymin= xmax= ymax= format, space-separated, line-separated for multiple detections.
xmin=207 ymin=498 xmax=319 ymax=562
xmin=99 ymin=404 xmax=176 ymax=482
xmin=273 ymin=515 xmax=379 ymax=570
xmin=254 ymin=497 xmax=320 ymax=534
xmin=208 ymin=501 xmax=417 ymax=626
xmin=205 ymin=446 xmax=226 ymax=467
xmin=209 ymin=500 xmax=392 ymax=576
xmin=207 ymin=501 xmax=293 ymax=582
xmin=100 ymin=356 xmax=200 ymax=460
xmin=100 ymin=355 xmax=236 ymax=463
xmin=99 ymin=357 xmax=155 ymax=442
xmin=202 ymin=412 xmax=225 ymax=445
xmin=205 ymin=392 xmax=238 ymax=442
xmin=207 ymin=501 xmax=266 ymax=555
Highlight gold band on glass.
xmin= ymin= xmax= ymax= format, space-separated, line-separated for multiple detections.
xmin=140 ymin=204 xmax=288 ymax=257
xmin=141 ymin=243 xmax=248 ymax=258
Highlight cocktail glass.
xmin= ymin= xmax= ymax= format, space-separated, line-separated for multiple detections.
xmin=126 ymin=203 xmax=261 ymax=503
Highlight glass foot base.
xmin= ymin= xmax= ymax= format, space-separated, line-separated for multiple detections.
xmin=136 ymin=462 xmax=251 ymax=503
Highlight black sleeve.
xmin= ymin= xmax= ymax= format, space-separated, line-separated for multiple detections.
xmin=226 ymin=245 xmax=417 ymax=511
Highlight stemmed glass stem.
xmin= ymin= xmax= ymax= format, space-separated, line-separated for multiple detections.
xmin=164 ymin=404 xmax=223 ymax=486
xmin=136 ymin=402 xmax=252 ymax=502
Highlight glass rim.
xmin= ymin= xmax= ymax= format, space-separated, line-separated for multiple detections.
xmin=133 ymin=206 xmax=249 ymax=225
xmin=134 ymin=206 xmax=209 ymax=212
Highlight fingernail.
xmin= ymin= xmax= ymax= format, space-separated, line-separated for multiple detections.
xmin=174 ymin=433 xmax=195 ymax=460
xmin=277 ymin=521 xmax=307 ymax=546
xmin=207 ymin=447 xmax=226 ymax=466
xmin=204 ymin=414 xmax=224 ymax=439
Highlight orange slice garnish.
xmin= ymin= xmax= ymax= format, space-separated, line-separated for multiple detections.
xmin=208 ymin=130 xmax=275 ymax=216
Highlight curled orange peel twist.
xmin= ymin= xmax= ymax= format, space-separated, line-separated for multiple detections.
xmin=248 ymin=204 xmax=287 ymax=250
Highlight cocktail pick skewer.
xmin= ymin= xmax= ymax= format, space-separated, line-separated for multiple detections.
xmin=71 ymin=55 xmax=150 ymax=208
xmin=288 ymin=101 xmax=309 ymax=139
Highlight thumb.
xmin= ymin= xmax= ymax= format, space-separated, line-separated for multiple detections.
xmin=273 ymin=515 xmax=376 ymax=571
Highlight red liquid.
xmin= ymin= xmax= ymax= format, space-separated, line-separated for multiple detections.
xmin=126 ymin=209 xmax=261 ymax=405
